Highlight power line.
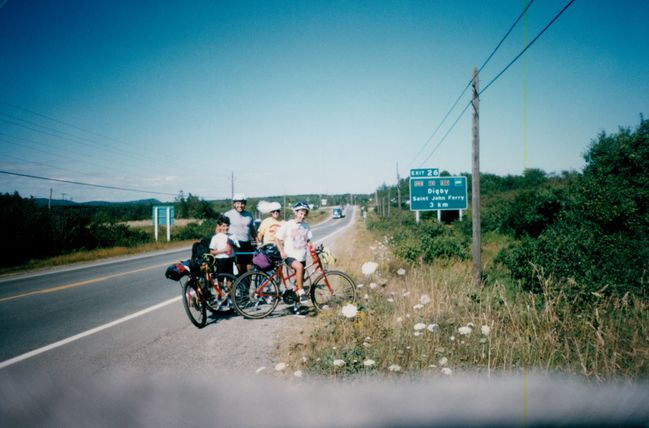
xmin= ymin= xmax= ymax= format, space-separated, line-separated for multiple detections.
xmin=417 ymin=0 xmax=574 ymax=167
xmin=479 ymin=0 xmax=575 ymax=96
xmin=409 ymin=0 xmax=535 ymax=168
xmin=0 ymin=170 xmax=178 ymax=197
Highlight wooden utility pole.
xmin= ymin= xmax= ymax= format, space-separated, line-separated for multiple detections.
xmin=396 ymin=162 xmax=401 ymax=210
xmin=471 ymin=67 xmax=481 ymax=283
xmin=231 ymin=172 xmax=234 ymax=200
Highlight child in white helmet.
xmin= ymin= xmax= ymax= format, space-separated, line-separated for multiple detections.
xmin=274 ymin=201 xmax=312 ymax=304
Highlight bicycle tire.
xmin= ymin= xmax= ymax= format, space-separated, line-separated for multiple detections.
xmin=310 ymin=270 xmax=357 ymax=312
xmin=232 ymin=270 xmax=280 ymax=319
xmin=182 ymin=278 xmax=207 ymax=328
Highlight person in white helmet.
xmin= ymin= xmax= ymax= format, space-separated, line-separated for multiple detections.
xmin=275 ymin=201 xmax=312 ymax=303
xmin=225 ymin=193 xmax=257 ymax=274
xmin=256 ymin=201 xmax=284 ymax=246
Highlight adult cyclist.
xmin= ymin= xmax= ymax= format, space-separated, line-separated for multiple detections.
xmin=224 ymin=193 xmax=257 ymax=275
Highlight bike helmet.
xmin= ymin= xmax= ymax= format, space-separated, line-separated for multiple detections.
xmin=292 ymin=201 xmax=310 ymax=212
xmin=232 ymin=193 xmax=247 ymax=203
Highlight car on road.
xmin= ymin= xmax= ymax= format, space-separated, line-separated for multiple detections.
xmin=332 ymin=207 xmax=344 ymax=219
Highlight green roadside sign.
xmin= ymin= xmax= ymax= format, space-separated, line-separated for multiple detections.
xmin=409 ymin=176 xmax=467 ymax=211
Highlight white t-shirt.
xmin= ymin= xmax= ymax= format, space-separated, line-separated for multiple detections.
xmin=275 ymin=219 xmax=312 ymax=262
xmin=209 ymin=233 xmax=236 ymax=259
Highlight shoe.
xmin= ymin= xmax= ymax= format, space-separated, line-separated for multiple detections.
xmin=296 ymin=288 xmax=308 ymax=304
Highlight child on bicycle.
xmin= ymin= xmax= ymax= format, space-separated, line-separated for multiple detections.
xmin=256 ymin=201 xmax=284 ymax=246
xmin=274 ymin=201 xmax=312 ymax=303
xmin=209 ymin=215 xmax=237 ymax=303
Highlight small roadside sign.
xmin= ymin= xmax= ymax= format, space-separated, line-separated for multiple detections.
xmin=410 ymin=168 xmax=439 ymax=178
xmin=409 ymin=176 xmax=467 ymax=211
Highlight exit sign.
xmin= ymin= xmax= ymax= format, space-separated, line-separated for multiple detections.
xmin=409 ymin=176 xmax=467 ymax=211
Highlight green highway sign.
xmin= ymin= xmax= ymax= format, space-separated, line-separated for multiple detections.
xmin=410 ymin=168 xmax=439 ymax=178
xmin=409 ymin=176 xmax=468 ymax=211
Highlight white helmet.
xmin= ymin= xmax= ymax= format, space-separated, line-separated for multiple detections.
xmin=257 ymin=201 xmax=281 ymax=214
xmin=232 ymin=193 xmax=247 ymax=203
xmin=292 ymin=201 xmax=310 ymax=212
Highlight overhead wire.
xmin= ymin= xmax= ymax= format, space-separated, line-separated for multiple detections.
xmin=415 ymin=0 xmax=574 ymax=167
xmin=409 ymin=0 xmax=536 ymax=168
xmin=0 ymin=170 xmax=178 ymax=197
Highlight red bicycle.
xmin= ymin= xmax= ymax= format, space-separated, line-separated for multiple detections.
xmin=231 ymin=243 xmax=357 ymax=319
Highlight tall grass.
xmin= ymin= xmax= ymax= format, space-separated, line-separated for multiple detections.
xmin=281 ymin=221 xmax=649 ymax=381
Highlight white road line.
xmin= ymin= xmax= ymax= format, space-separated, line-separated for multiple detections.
xmin=0 ymin=296 xmax=181 ymax=370
xmin=315 ymin=207 xmax=356 ymax=244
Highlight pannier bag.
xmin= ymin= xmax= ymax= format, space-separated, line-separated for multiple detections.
xmin=253 ymin=244 xmax=282 ymax=271
xmin=165 ymin=262 xmax=190 ymax=281
xmin=252 ymin=250 xmax=273 ymax=271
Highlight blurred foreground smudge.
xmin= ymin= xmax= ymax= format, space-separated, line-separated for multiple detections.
xmin=1 ymin=371 xmax=648 ymax=427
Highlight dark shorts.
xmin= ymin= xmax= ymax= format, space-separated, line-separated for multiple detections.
xmin=215 ymin=257 xmax=234 ymax=276
xmin=235 ymin=241 xmax=255 ymax=265
xmin=285 ymin=257 xmax=306 ymax=268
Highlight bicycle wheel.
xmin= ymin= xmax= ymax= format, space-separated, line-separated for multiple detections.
xmin=310 ymin=270 xmax=357 ymax=312
xmin=232 ymin=270 xmax=280 ymax=319
xmin=182 ymin=279 xmax=207 ymax=328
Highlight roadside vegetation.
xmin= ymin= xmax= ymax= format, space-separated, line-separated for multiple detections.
xmin=0 ymin=191 xmax=351 ymax=274
xmin=278 ymin=118 xmax=648 ymax=381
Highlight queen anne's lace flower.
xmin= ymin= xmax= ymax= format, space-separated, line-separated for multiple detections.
xmin=458 ymin=326 xmax=472 ymax=336
xmin=414 ymin=323 xmax=426 ymax=331
xmin=369 ymin=282 xmax=378 ymax=289
xmin=341 ymin=304 xmax=358 ymax=319
xmin=361 ymin=262 xmax=378 ymax=276
xmin=441 ymin=367 xmax=453 ymax=376
xmin=363 ymin=359 xmax=376 ymax=367
xmin=481 ymin=325 xmax=491 ymax=336
xmin=420 ymin=294 xmax=431 ymax=305
xmin=388 ymin=364 xmax=402 ymax=372
xmin=413 ymin=304 xmax=424 ymax=310
xmin=397 ymin=268 xmax=406 ymax=276
xmin=293 ymin=370 xmax=303 ymax=378
xmin=333 ymin=359 xmax=345 ymax=367
xmin=427 ymin=323 xmax=439 ymax=333
xmin=438 ymin=357 xmax=448 ymax=366
xmin=274 ymin=363 xmax=287 ymax=371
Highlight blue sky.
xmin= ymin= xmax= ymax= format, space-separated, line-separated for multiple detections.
xmin=0 ymin=0 xmax=647 ymax=202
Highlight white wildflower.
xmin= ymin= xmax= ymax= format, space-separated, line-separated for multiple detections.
xmin=387 ymin=298 xmax=394 ymax=303
xmin=397 ymin=268 xmax=406 ymax=276
xmin=363 ymin=359 xmax=376 ymax=367
xmin=412 ymin=304 xmax=424 ymax=310
xmin=402 ymin=291 xmax=410 ymax=297
xmin=458 ymin=326 xmax=472 ymax=336
xmin=441 ymin=367 xmax=453 ymax=376
xmin=420 ymin=294 xmax=431 ymax=305
xmin=357 ymin=283 xmax=364 ymax=289
xmin=293 ymin=370 xmax=303 ymax=378
xmin=369 ymin=282 xmax=378 ymax=289
xmin=274 ymin=362 xmax=287 ymax=371
xmin=361 ymin=262 xmax=378 ymax=276
xmin=438 ymin=357 xmax=448 ymax=366
xmin=301 ymin=356 xmax=308 ymax=363
xmin=479 ymin=337 xmax=488 ymax=344
xmin=341 ymin=304 xmax=358 ymax=319
xmin=388 ymin=364 xmax=402 ymax=372
xmin=333 ymin=359 xmax=345 ymax=367
xmin=364 ymin=293 xmax=369 ymax=301
xmin=363 ymin=342 xmax=371 ymax=348
xmin=396 ymin=317 xmax=403 ymax=323
xmin=427 ymin=323 xmax=439 ymax=333
xmin=449 ymin=335 xmax=455 ymax=341
xmin=481 ymin=325 xmax=491 ymax=336
xmin=414 ymin=331 xmax=422 ymax=337
xmin=414 ymin=323 xmax=426 ymax=331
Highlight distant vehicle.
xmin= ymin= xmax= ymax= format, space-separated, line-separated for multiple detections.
xmin=332 ymin=207 xmax=344 ymax=219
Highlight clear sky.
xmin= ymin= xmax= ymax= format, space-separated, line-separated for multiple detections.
xmin=1 ymin=0 xmax=647 ymax=202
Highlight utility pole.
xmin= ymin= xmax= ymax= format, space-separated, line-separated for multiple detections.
xmin=230 ymin=172 xmax=234 ymax=200
xmin=471 ymin=67 xmax=481 ymax=284
xmin=396 ymin=162 xmax=401 ymax=213
xmin=48 ymin=187 xmax=52 ymax=210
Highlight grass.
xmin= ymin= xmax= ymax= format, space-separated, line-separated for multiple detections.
xmin=277 ymin=216 xmax=649 ymax=381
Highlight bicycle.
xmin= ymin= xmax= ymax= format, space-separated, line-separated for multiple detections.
xmin=231 ymin=243 xmax=357 ymax=319
xmin=180 ymin=254 xmax=238 ymax=328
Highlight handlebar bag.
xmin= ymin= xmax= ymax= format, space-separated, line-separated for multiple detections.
xmin=252 ymin=250 xmax=273 ymax=271
xmin=165 ymin=262 xmax=190 ymax=281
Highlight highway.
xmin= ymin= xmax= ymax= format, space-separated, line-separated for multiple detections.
xmin=0 ymin=206 xmax=355 ymax=367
